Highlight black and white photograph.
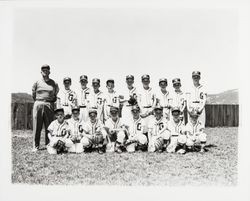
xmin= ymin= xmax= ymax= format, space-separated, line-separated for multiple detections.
xmin=1 ymin=0 xmax=250 ymax=201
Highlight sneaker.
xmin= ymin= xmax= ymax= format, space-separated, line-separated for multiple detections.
xmin=157 ymin=149 xmax=163 ymax=153
xmin=177 ymin=149 xmax=186 ymax=154
xmin=199 ymin=148 xmax=205 ymax=153
xmin=32 ymin=147 xmax=39 ymax=152
xmin=98 ymin=148 xmax=104 ymax=154
xmin=116 ymin=147 xmax=123 ymax=153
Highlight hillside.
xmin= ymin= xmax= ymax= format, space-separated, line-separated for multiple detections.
xmin=207 ymin=89 xmax=238 ymax=104
xmin=11 ymin=89 xmax=239 ymax=104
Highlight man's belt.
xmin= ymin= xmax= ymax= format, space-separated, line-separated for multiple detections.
xmin=143 ymin=106 xmax=152 ymax=108
xmin=62 ymin=104 xmax=69 ymax=106
xmin=79 ymin=105 xmax=87 ymax=108
xmin=36 ymin=99 xmax=53 ymax=103
xmin=192 ymin=101 xmax=200 ymax=103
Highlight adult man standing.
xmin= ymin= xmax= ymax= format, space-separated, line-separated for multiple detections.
xmin=32 ymin=64 xmax=59 ymax=152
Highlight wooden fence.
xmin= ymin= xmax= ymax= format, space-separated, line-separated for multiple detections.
xmin=11 ymin=102 xmax=239 ymax=130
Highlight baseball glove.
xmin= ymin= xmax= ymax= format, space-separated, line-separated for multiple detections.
xmin=109 ymin=130 xmax=117 ymax=142
xmin=128 ymin=95 xmax=137 ymax=106
xmin=92 ymin=132 xmax=104 ymax=145
xmin=54 ymin=139 xmax=66 ymax=154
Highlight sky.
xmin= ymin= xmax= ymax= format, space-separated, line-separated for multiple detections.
xmin=11 ymin=7 xmax=239 ymax=95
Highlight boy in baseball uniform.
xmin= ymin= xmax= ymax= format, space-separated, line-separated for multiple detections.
xmin=104 ymin=79 xmax=123 ymax=121
xmin=121 ymin=75 xmax=138 ymax=122
xmin=169 ymin=78 xmax=186 ymax=122
xmin=137 ymin=74 xmax=156 ymax=133
xmin=147 ymin=104 xmax=171 ymax=153
xmin=81 ymin=108 xmax=108 ymax=154
xmin=47 ymin=108 xmax=72 ymax=154
xmin=166 ymin=107 xmax=187 ymax=154
xmin=57 ymin=77 xmax=77 ymax=119
xmin=184 ymin=108 xmax=207 ymax=153
xmin=67 ymin=106 xmax=85 ymax=153
xmin=187 ymin=71 xmax=207 ymax=127
xmin=104 ymin=106 xmax=128 ymax=153
xmin=125 ymin=105 xmax=148 ymax=153
xmin=155 ymin=78 xmax=171 ymax=121
xmin=76 ymin=75 xmax=91 ymax=123
xmin=88 ymin=78 xmax=106 ymax=123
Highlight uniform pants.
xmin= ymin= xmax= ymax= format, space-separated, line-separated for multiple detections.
xmin=33 ymin=101 xmax=54 ymax=148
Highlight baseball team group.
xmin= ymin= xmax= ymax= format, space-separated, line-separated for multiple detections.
xmin=31 ymin=64 xmax=207 ymax=154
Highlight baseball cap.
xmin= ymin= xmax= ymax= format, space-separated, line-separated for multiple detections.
xmin=154 ymin=103 xmax=163 ymax=111
xmin=131 ymin=105 xmax=140 ymax=111
xmin=171 ymin=106 xmax=181 ymax=114
xmin=141 ymin=74 xmax=150 ymax=81
xmin=192 ymin=71 xmax=201 ymax=77
xmin=126 ymin=75 xmax=134 ymax=80
xmin=106 ymin=79 xmax=114 ymax=85
xmin=41 ymin=64 xmax=50 ymax=71
xmin=54 ymin=108 xmax=64 ymax=114
xmin=89 ymin=107 xmax=98 ymax=114
xmin=159 ymin=78 xmax=168 ymax=84
xmin=110 ymin=106 xmax=119 ymax=112
xmin=63 ymin=77 xmax=71 ymax=83
xmin=189 ymin=108 xmax=199 ymax=117
xmin=80 ymin=75 xmax=88 ymax=81
xmin=92 ymin=78 xmax=100 ymax=84
xmin=172 ymin=78 xmax=181 ymax=85
xmin=72 ymin=106 xmax=80 ymax=113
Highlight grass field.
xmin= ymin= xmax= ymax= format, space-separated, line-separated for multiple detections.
xmin=12 ymin=127 xmax=238 ymax=186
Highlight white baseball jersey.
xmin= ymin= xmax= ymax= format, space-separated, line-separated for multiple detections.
xmin=155 ymin=89 xmax=171 ymax=119
xmin=67 ymin=118 xmax=84 ymax=137
xmin=184 ymin=120 xmax=204 ymax=135
xmin=188 ymin=84 xmax=207 ymax=109
xmin=121 ymin=87 xmax=138 ymax=122
xmin=82 ymin=119 xmax=105 ymax=135
xmin=138 ymin=87 xmax=156 ymax=108
xmin=48 ymin=120 xmax=69 ymax=137
xmin=77 ymin=87 xmax=91 ymax=107
xmin=57 ymin=89 xmax=77 ymax=115
xmin=104 ymin=118 xmax=126 ymax=131
xmin=88 ymin=90 xmax=106 ymax=122
xmin=169 ymin=90 xmax=186 ymax=112
xmin=155 ymin=90 xmax=170 ymax=108
xmin=104 ymin=91 xmax=121 ymax=120
xmin=127 ymin=117 xmax=146 ymax=137
xmin=125 ymin=87 xmax=138 ymax=100
xmin=167 ymin=120 xmax=185 ymax=136
xmin=148 ymin=117 xmax=168 ymax=137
